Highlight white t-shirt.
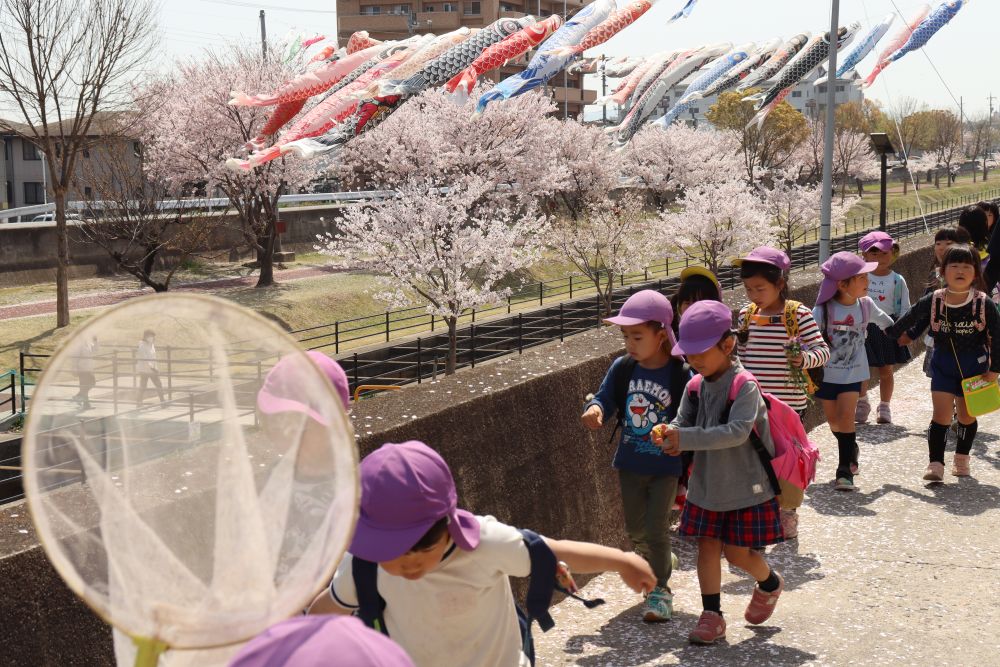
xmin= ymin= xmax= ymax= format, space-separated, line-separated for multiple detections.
xmin=331 ymin=515 xmax=532 ymax=667
xmin=867 ymin=271 xmax=910 ymax=319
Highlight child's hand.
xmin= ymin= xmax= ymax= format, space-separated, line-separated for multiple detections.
xmin=651 ymin=423 xmax=668 ymax=445
xmin=581 ymin=405 xmax=604 ymax=430
xmin=897 ymin=333 xmax=912 ymax=346
xmin=789 ymin=353 xmax=804 ymax=368
xmin=616 ymin=551 xmax=657 ymax=595
xmin=657 ymin=426 xmax=681 ymax=455
xmin=985 ymin=371 xmax=999 ymax=383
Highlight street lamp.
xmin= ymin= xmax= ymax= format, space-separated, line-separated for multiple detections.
xmin=870 ymin=132 xmax=897 ymax=232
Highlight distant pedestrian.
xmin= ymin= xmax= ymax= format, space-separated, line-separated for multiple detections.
xmin=889 ymin=244 xmax=1000 ymax=481
xmin=136 ymin=329 xmax=164 ymax=406
xmin=670 ymin=266 xmax=722 ymax=336
xmin=74 ymin=335 xmax=98 ymax=410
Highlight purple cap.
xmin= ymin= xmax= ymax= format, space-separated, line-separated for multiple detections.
xmin=673 ymin=301 xmax=735 ymax=356
xmin=603 ymin=289 xmax=678 ymax=349
xmin=732 ymin=246 xmax=791 ymax=272
xmin=859 ymin=231 xmax=894 ymax=253
xmin=257 ymin=351 xmax=351 ymax=424
xmin=350 ymin=441 xmax=481 ymax=562
xmin=815 ymin=251 xmax=879 ymax=305
xmin=229 ymin=615 xmax=414 ymax=667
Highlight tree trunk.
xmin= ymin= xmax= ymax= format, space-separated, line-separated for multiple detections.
xmin=903 ymin=176 xmax=908 ymax=195
xmin=54 ymin=191 xmax=70 ymax=327
xmin=446 ymin=316 xmax=458 ymax=375
xmin=934 ymin=170 xmax=940 ymax=189
xmin=255 ymin=224 xmax=276 ymax=288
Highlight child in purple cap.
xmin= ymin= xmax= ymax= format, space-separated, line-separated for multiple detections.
xmin=888 ymin=244 xmax=1000 ymax=481
xmin=812 ymin=252 xmax=894 ymax=492
xmin=652 ymin=300 xmax=785 ymax=645
xmin=310 ymin=440 xmax=656 ymax=667
xmin=856 ymin=231 xmax=911 ymax=425
xmin=581 ymin=289 xmax=690 ymax=622
xmin=734 ymin=246 xmax=830 ymax=539
xmin=230 ymin=616 xmax=414 ymax=667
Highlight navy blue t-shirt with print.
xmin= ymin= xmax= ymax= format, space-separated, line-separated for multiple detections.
xmin=587 ymin=356 xmax=686 ymax=477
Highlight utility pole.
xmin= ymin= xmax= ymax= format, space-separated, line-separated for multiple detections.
xmin=984 ymin=93 xmax=995 ymax=181
xmin=599 ymin=54 xmax=607 ymax=125
xmin=818 ymin=0 xmax=840 ymax=263
xmin=259 ymin=10 xmax=267 ymax=61
xmin=563 ymin=0 xmax=568 ymax=119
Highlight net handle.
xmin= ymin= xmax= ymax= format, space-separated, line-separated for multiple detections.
xmin=132 ymin=636 xmax=169 ymax=667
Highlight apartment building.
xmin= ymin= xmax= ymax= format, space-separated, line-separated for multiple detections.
xmin=1 ymin=113 xmax=142 ymax=209
xmin=336 ymin=0 xmax=596 ymax=118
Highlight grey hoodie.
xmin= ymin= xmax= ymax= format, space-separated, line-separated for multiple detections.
xmin=670 ymin=362 xmax=776 ymax=512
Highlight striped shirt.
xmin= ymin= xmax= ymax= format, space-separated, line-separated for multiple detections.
xmin=736 ymin=303 xmax=831 ymax=411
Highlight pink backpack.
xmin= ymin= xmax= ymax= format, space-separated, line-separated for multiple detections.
xmin=688 ymin=371 xmax=820 ymax=508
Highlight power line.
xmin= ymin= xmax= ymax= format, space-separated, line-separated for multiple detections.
xmin=199 ymin=0 xmax=337 ymax=14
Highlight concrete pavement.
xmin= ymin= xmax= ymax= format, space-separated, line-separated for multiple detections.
xmin=535 ymin=352 xmax=1000 ymax=666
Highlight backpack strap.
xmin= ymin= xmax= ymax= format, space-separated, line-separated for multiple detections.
xmin=930 ymin=289 xmax=946 ymax=333
xmin=783 ymin=301 xmax=801 ymax=340
xmin=740 ymin=303 xmax=759 ymax=334
xmin=974 ymin=290 xmax=989 ymax=332
xmin=518 ymin=528 xmax=557 ymax=633
xmin=608 ymin=354 xmax=638 ymax=443
xmin=352 ymin=557 xmax=388 ymax=636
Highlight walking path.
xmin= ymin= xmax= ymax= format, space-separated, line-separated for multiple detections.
xmin=0 ymin=265 xmax=340 ymax=321
xmin=536 ymin=354 xmax=1000 ymax=666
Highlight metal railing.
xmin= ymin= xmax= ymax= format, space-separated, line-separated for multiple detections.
xmin=0 ymin=371 xmax=16 ymax=418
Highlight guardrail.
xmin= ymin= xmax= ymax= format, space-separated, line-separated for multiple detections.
xmin=0 ymin=371 xmax=16 ymax=418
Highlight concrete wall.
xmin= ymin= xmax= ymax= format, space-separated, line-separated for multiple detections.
xmin=0 ymin=235 xmax=936 ymax=664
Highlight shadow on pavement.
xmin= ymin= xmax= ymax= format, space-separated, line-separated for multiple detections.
xmin=721 ymin=540 xmax=824 ymax=595
xmin=804 ymin=481 xmax=892 ymax=517
xmin=879 ymin=479 xmax=1000 ymax=516
xmin=563 ymin=604 xmax=817 ymax=666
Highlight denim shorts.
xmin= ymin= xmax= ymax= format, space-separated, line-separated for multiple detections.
xmin=930 ymin=348 xmax=989 ymax=397
xmin=815 ymin=381 xmax=862 ymax=401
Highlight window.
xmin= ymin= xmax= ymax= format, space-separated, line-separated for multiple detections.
xmin=24 ymin=182 xmax=45 ymax=205
xmin=836 ymin=85 xmax=845 ymax=92
xmin=360 ymin=5 xmax=380 ymax=14
xmin=22 ymin=141 xmax=42 ymax=161
xmin=442 ymin=3 xmax=453 ymax=10
xmin=84 ymin=186 xmax=93 ymax=198
xmin=83 ymin=148 xmax=90 ymax=159
xmin=791 ymin=90 xmax=802 ymax=98
xmin=689 ymin=106 xmax=699 ymax=113
xmin=389 ymin=4 xmax=410 ymax=14
xmin=463 ymin=1 xmax=479 ymax=13
xmin=817 ymin=84 xmax=827 ymax=94
xmin=424 ymin=4 xmax=434 ymax=10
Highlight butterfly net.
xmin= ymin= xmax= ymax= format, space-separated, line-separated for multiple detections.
xmin=22 ymin=294 xmax=358 ymax=656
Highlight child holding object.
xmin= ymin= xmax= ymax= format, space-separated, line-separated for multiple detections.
xmin=581 ymin=289 xmax=689 ymax=622
xmin=856 ymin=232 xmax=911 ymax=425
xmin=653 ymin=301 xmax=785 ymax=645
xmin=310 ymin=440 xmax=656 ymax=667
xmin=812 ymin=252 xmax=894 ymax=492
xmin=888 ymin=245 xmax=1000 ymax=481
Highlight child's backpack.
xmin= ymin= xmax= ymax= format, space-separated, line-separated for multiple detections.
xmin=351 ymin=528 xmax=600 ymax=666
xmin=687 ymin=371 xmax=820 ymax=510
xmin=929 ymin=288 xmax=990 ymax=334
xmin=739 ymin=300 xmax=821 ymax=394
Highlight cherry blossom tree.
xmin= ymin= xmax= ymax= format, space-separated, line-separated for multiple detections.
xmin=761 ymin=174 xmax=855 ymax=255
xmin=659 ymin=180 xmax=773 ymax=275
xmin=138 ymin=44 xmax=315 ymax=288
xmin=547 ymin=194 xmax=657 ymax=318
xmin=323 ymin=88 xmax=564 ymax=373
xmin=316 ymin=178 xmax=548 ymax=374
xmin=538 ymin=119 xmax=621 ymax=222
xmin=621 ymin=125 xmax=743 ymax=206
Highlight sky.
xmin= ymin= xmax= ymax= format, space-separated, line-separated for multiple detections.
xmin=161 ymin=0 xmax=999 ymax=116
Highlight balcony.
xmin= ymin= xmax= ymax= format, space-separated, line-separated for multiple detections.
xmin=338 ymin=13 xmax=411 ymax=35
xmin=414 ymin=10 xmax=461 ymax=29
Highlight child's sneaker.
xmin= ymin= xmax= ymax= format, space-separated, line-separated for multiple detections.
xmin=855 ymin=396 xmax=871 ymax=423
xmin=780 ymin=508 xmax=798 ymax=539
xmin=688 ymin=610 xmax=726 ymax=644
xmin=876 ymin=402 xmax=892 ymax=424
xmin=834 ymin=476 xmax=855 ymax=491
xmin=745 ymin=573 xmax=784 ymax=624
xmin=923 ymin=462 xmax=945 ymax=482
xmin=642 ymin=586 xmax=673 ymax=622
xmin=951 ymin=454 xmax=971 ymax=477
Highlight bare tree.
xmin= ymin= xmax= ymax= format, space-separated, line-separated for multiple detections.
xmin=927 ymin=110 xmax=963 ymax=187
xmin=77 ymin=135 xmax=223 ymax=292
xmin=965 ymin=113 xmax=993 ymax=183
xmin=0 ymin=0 xmax=157 ymax=326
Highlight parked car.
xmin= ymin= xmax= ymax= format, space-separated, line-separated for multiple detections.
xmin=29 ymin=212 xmax=87 ymax=223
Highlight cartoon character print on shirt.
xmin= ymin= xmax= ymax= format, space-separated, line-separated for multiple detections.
xmin=828 ymin=312 xmax=864 ymax=368
xmin=624 ymin=378 xmax=671 ymax=456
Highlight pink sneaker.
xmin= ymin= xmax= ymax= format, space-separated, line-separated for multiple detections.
xmin=745 ymin=573 xmax=784 ymax=625
xmin=688 ymin=610 xmax=726 ymax=644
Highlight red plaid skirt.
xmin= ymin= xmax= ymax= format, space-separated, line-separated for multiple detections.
xmin=679 ymin=498 xmax=784 ymax=547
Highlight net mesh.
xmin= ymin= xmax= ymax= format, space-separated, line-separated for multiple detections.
xmin=23 ymin=294 xmax=358 ymax=653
